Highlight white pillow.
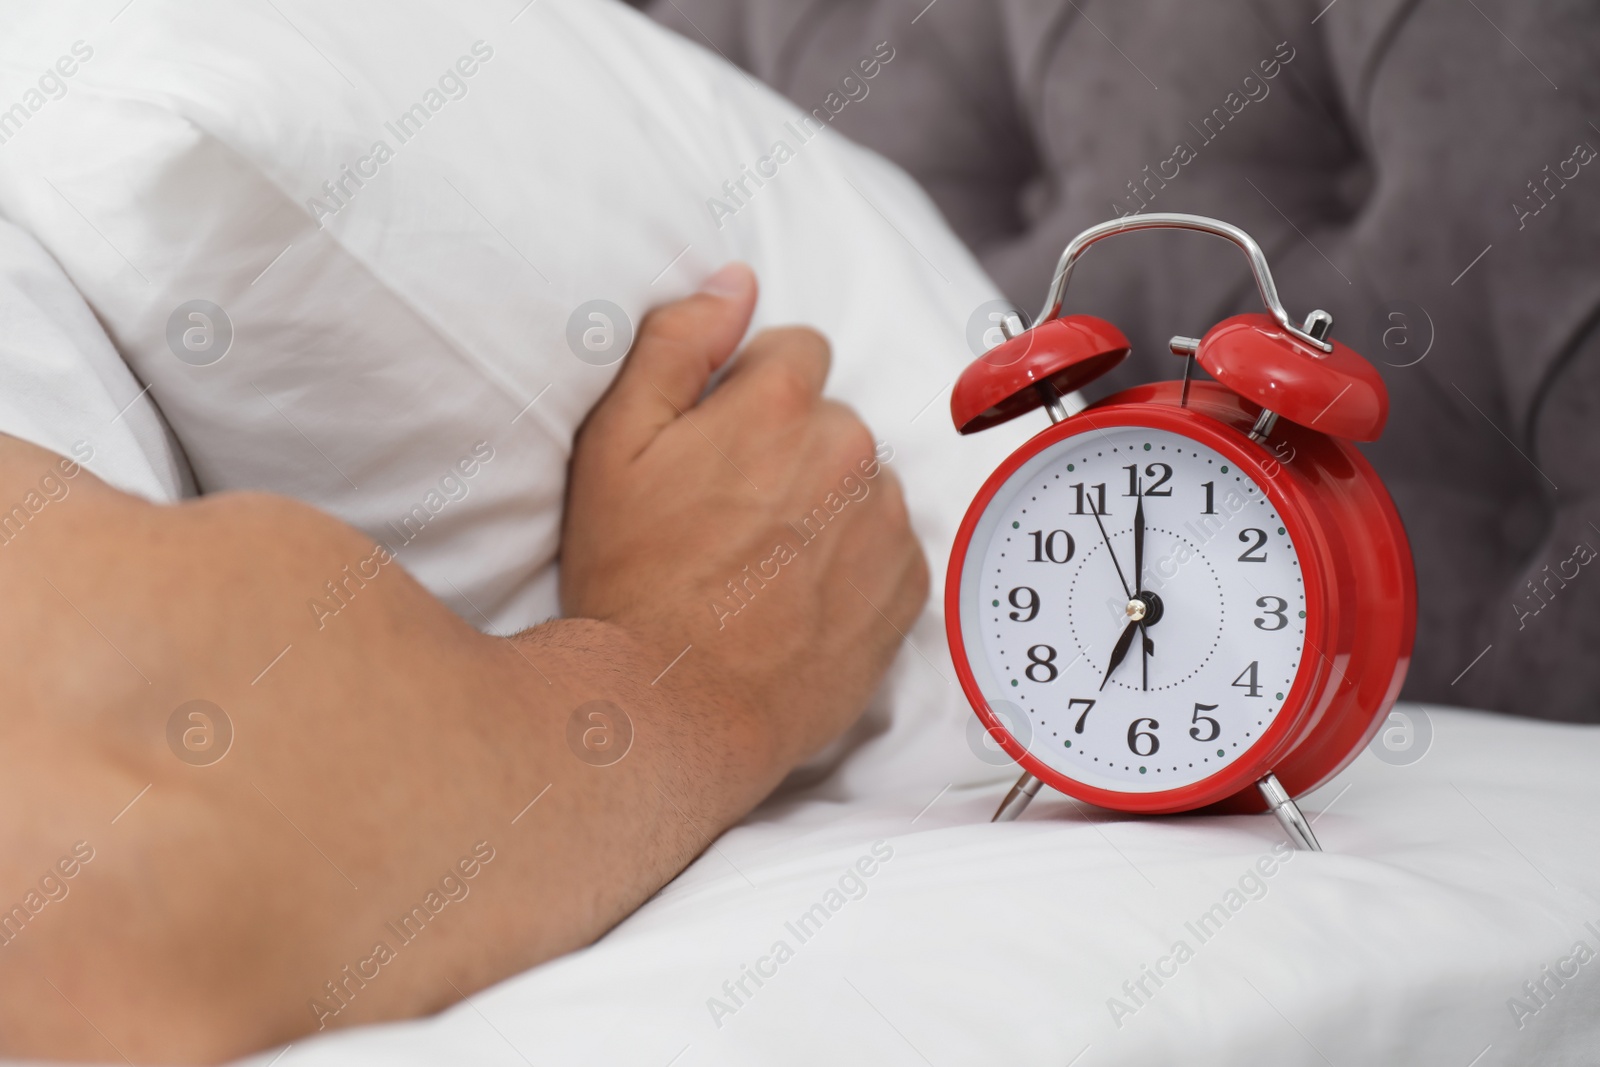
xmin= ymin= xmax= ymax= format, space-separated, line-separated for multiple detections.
xmin=0 ymin=0 xmax=1034 ymax=796
xmin=0 ymin=217 xmax=189 ymax=502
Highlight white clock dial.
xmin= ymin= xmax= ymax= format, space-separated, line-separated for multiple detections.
xmin=959 ymin=425 xmax=1308 ymax=793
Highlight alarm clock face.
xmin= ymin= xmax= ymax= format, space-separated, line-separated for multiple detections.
xmin=955 ymin=423 xmax=1310 ymax=794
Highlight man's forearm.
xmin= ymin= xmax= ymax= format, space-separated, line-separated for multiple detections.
xmin=0 ymin=265 xmax=930 ymax=1063
xmin=0 ymin=438 xmax=779 ymax=1062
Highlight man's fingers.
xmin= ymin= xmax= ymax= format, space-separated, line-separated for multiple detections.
xmin=582 ymin=262 xmax=758 ymax=460
xmin=719 ymin=326 xmax=832 ymax=395
xmin=696 ymin=326 xmax=831 ymax=427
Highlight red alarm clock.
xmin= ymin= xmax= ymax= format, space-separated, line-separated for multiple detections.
xmin=946 ymin=214 xmax=1415 ymax=850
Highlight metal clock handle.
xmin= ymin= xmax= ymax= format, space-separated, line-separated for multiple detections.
xmin=1034 ymin=212 xmax=1335 ymax=355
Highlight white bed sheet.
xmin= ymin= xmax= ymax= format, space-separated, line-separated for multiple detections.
xmin=206 ymin=704 xmax=1599 ymax=1067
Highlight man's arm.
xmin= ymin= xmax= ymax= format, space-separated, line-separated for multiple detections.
xmin=0 ymin=263 xmax=928 ymax=1063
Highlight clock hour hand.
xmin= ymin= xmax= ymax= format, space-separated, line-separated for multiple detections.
xmin=1099 ymin=618 xmax=1140 ymax=691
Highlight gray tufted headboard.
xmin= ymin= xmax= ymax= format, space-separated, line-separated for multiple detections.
xmin=649 ymin=0 xmax=1600 ymax=722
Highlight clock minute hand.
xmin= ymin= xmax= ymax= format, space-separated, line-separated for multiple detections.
xmin=1099 ymin=618 xmax=1140 ymax=691
xmin=1133 ymin=480 xmax=1145 ymax=596
xmin=1133 ymin=480 xmax=1151 ymax=690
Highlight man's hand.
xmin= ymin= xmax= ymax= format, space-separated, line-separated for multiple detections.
xmin=564 ymin=262 xmax=928 ymax=770
xmin=0 ymin=264 xmax=925 ymax=1063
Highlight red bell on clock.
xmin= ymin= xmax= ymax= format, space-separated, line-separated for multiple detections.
xmin=951 ymin=315 xmax=1131 ymax=434
xmin=946 ymin=214 xmax=1416 ymax=850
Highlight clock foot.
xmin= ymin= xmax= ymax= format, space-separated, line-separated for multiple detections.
xmin=1257 ymin=773 xmax=1322 ymax=851
xmin=992 ymin=772 xmax=1043 ymax=822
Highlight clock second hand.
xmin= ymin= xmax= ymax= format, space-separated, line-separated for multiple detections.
xmin=1088 ymin=499 xmax=1131 ymax=600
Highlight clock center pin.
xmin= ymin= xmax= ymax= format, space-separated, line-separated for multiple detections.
xmin=1125 ymin=591 xmax=1163 ymax=626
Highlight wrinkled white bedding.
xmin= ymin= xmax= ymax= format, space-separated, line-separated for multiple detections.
xmin=218 ymin=705 xmax=1598 ymax=1067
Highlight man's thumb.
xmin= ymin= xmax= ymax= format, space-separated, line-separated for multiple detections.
xmin=586 ymin=263 xmax=757 ymax=458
